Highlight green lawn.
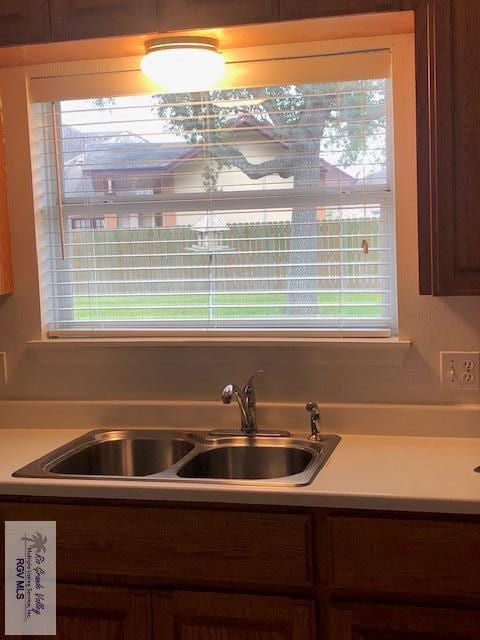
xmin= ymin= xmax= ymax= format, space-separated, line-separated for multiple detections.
xmin=74 ymin=292 xmax=383 ymax=321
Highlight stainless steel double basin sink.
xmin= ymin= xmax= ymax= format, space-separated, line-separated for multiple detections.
xmin=13 ymin=429 xmax=340 ymax=487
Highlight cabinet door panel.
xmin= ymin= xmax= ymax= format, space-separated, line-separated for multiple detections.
xmin=157 ymin=0 xmax=278 ymax=31
xmin=0 ymin=0 xmax=50 ymax=45
xmin=329 ymin=516 xmax=480 ymax=598
xmin=154 ymin=591 xmax=315 ymax=640
xmin=51 ymin=0 xmax=156 ymax=41
xmin=2 ymin=584 xmax=151 ymax=639
xmin=279 ymin=0 xmax=404 ymax=21
xmin=417 ymin=0 xmax=480 ymax=294
xmin=330 ymin=602 xmax=480 ymax=640
xmin=54 ymin=584 xmax=151 ymax=640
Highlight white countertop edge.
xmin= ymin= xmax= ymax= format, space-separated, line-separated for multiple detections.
xmin=1 ymin=479 xmax=479 ymax=515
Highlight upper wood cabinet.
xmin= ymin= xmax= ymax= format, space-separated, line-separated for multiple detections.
xmin=157 ymin=0 xmax=279 ymax=31
xmin=417 ymin=0 xmax=480 ymax=294
xmin=329 ymin=602 xmax=480 ymax=640
xmin=0 ymin=0 xmax=51 ymax=45
xmin=50 ymin=0 xmax=156 ymax=41
xmin=279 ymin=0 xmax=407 ymax=21
xmin=154 ymin=591 xmax=316 ymax=640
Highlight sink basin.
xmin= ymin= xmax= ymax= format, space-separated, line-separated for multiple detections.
xmin=178 ymin=444 xmax=314 ymax=480
xmin=48 ymin=435 xmax=194 ymax=477
xmin=13 ymin=429 xmax=340 ymax=487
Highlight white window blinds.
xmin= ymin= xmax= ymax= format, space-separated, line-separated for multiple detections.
xmin=32 ymin=51 xmax=397 ymax=336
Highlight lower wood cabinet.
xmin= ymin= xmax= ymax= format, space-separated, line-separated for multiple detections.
xmin=329 ymin=602 xmax=480 ymax=640
xmin=328 ymin=515 xmax=480 ymax=599
xmin=53 ymin=584 xmax=151 ymax=640
xmin=154 ymin=591 xmax=316 ymax=640
xmin=2 ymin=500 xmax=480 ymax=639
xmin=51 ymin=586 xmax=315 ymax=640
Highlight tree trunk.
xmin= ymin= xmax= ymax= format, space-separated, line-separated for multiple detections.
xmin=286 ymin=141 xmax=324 ymax=317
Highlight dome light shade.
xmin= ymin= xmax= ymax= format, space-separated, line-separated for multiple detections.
xmin=141 ymin=37 xmax=225 ymax=92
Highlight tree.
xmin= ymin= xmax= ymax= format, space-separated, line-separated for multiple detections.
xmin=152 ymin=80 xmax=387 ymax=317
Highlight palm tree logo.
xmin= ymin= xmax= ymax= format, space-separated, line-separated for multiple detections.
xmin=22 ymin=532 xmax=47 ymax=554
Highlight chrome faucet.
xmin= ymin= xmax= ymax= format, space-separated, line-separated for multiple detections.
xmin=305 ymin=401 xmax=321 ymax=441
xmin=221 ymin=370 xmax=264 ymax=436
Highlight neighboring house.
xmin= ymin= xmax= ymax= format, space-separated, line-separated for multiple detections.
xmin=63 ymin=115 xmax=356 ymax=230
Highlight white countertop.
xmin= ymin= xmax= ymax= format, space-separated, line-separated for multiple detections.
xmin=1 ymin=428 xmax=479 ymax=514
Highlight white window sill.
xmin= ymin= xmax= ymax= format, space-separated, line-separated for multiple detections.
xmin=28 ymin=336 xmax=411 ymax=366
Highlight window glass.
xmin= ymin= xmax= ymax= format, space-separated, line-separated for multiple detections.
xmin=33 ymin=67 xmax=396 ymax=334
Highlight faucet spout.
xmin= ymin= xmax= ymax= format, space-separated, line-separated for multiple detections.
xmin=221 ymin=370 xmax=264 ymax=436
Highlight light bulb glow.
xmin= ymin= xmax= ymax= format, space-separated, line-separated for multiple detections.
xmin=141 ymin=38 xmax=225 ymax=92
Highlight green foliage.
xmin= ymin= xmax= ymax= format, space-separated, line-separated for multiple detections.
xmin=151 ymin=80 xmax=387 ymax=179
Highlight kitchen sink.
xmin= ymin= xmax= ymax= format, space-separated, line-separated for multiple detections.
xmin=48 ymin=433 xmax=195 ymax=477
xmin=13 ymin=429 xmax=340 ymax=487
xmin=178 ymin=443 xmax=315 ymax=480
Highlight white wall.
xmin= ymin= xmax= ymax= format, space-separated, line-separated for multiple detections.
xmin=1 ymin=35 xmax=480 ymax=410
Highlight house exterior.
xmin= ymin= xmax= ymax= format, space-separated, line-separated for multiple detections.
xmin=63 ymin=115 xmax=356 ymax=230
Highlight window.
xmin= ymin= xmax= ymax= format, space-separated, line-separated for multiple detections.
xmin=32 ymin=48 xmax=397 ymax=336
xmin=71 ymin=217 xmax=105 ymax=230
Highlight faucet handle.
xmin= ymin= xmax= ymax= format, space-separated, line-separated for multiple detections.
xmin=305 ymin=401 xmax=319 ymax=414
xmin=221 ymin=383 xmax=235 ymax=404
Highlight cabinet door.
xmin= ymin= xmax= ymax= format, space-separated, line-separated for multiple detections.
xmin=53 ymin=584 xmax=151 ymax=640
xmin=154 ymin=591 xmax=315 ymax=640
xmin=50 ymin=0 xmax=156 ymax=41
xmin=417 ymin=0 xmax=480 ymax=294
xmin=330 ymin=602 xmax=480 ymax=640
xmin=0 ymin=1 xmax=50 ymax=45
xmin=279 ymin=0 xmax=405 ymax=21
xmin=157 ymin=0 xmax=278 ymax=31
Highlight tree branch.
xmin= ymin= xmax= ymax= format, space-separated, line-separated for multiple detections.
xmin=210 ymin=144 xmax=295 ymax=179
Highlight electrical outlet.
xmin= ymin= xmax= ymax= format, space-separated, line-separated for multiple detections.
xmin=441 ymin=351 xmax=480 ymax=390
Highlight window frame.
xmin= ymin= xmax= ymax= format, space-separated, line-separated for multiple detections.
xmin=0 ymin=33 xmax=416 ymax=345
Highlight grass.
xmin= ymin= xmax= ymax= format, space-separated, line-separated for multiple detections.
xmin=74 ymin=292 xmax=383 ymax=321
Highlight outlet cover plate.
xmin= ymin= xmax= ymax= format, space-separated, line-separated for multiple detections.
xmin=441 ymin=351 xmax=480 ymax=390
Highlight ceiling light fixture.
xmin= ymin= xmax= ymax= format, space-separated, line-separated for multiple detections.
xmin=141 ymin=36 xmax=225 ymax=92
